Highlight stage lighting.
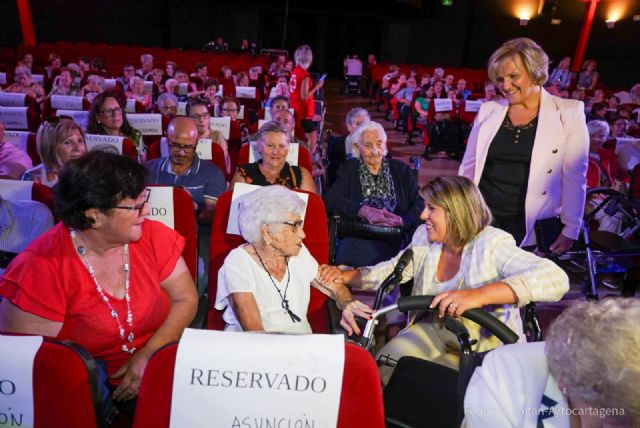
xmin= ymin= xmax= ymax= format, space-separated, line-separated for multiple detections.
xmin=606 ymin=20 xmax=615 ymax=29
xmin=519 ymin=18 xmax=530 ymax=26
xmin=442 ymin=0 xmax=453 ymax=6
xmin=551 ymin=18 xmax=561 ymax=25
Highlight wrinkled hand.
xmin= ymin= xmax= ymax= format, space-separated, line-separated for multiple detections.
xmin=380 ymin=208 xmax=403 ymax=228
xmin=110 ymin=351 xmax=151 ymax=402
xmin=549 ymin=233 xmax=574 ymax=255
xmin=430 ymin=289 xmax=485 ymax=318
xmin=340 ymin=301 xmax=374 ymax=336
xmin=358 ymin=205 xmax=387 ymax=225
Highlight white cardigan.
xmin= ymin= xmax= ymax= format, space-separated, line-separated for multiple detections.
xmin=360 ymin=226 xmax=569 ymax=351
xmin=459 ymin=88 xmax=589 ymax=246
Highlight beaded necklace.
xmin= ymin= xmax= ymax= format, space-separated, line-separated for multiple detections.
xmin=252 ymin=245 xmax=301 ymax=323
xmin=70 ymin=228 xmax=136 ymax=354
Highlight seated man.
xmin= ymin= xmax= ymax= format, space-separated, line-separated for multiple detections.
xmin=145 ymin=117 xmax=227 ymax=295
xmin=0 ymin=121 xmax=33 ymax=180
xmin=456 ymin=79 xmax=471 ymax=100
xmin=395 ymin=76 xmax=418 ymax=138
xmin=156 ymin=92 xmax=178 ymax=121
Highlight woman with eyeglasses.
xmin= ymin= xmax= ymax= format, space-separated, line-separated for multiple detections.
xmin=22 ymin=117 xmax=87 ymax=187
xmin=1 ymin=151 xmax=198 ymax=414
xmin=215 ymin=185 xmax=352 ymax=333
xmin=87 ymin=92 xmax=144 ymax=161
xmin=219 ymin=96 xmax=249 ymax=173
xmin=187 ymin=97 xmax=230 ymax=176
xmin=231 ymin=121 xmax=316 ymax=193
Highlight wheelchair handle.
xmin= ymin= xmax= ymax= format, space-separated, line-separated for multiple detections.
xmin=395 ymin=295 xmax=520 ymax=345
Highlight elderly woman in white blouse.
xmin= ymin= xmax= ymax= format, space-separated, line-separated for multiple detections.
xmin=338 ymin=176 xmax=569 ymax=379
xmin=215 ymin=185 xmax=353 ymax=333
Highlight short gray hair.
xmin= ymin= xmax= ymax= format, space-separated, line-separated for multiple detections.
xmin=157 ymin=92 xmax=178 ymax=107
xmin=351 ymin=120 xmax=388 ymax=158
xmin=129 ymin=76 xmax=144 ymax=88
xmin=294 ymin=45 xmax=313 ymax=68
xmin=487 ymin=38 xmax=549 ymax=86
xmin=586 ymin=120 xmax=610 ymax=138
xmin=88 ymin=75 xmax=106 ymax=90
xmin=238 ymin=185 xmax=306 ymax=244
xmin=346 ymin=108 xmax=370 ymax=129
xmin=14 ymin=66 xmax=31 ymax=78
xmin=546 ymin=298 xmax=640 ymax=425
xmin=256 ymin=121 xmax=290 ymax=145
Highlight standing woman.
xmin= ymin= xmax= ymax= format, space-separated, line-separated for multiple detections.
xmin=459 ymin=38 xmax=589 ymax=253
xmin=289 ymin=45 xmax=324 ymax=155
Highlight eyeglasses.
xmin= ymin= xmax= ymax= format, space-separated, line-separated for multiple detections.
xmin=114 ymin=189 xmax=151 ymax=216
xmin=222 ymin=108 xmax=238 ymax=113
xmin=168 ymin=142 xmax=196 ymax=153
xmin=190 ymin=113 xmax=210 ymax=120
xmin=276 ymin=220 xmax=304 ymax=232
xmin=100 ymin=107 xmax=123 ymax=116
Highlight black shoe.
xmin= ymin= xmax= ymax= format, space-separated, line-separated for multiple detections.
xmin=422 ymin=151 xmax=432 ymax=161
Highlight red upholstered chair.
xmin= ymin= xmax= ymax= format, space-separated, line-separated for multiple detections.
xmin=207 ymin=189 xmax=329 ymax=332
xmin=0 ymin=106 xmax=42 ymax=133
xmin=122 ymin=138 xmax=139 ymax=160
xmin=459 ymin=100 xmax=479 ymax=125
xmin=0 ymin=334 xmax=108 ymax=428
xmin=31 ymin=182 xmax=54 ymax=215
xmin=147 ymin=186 xmax=198 ymax=281
xmin=132 ymin=341 xmax=384 ymax=428
xmin=24 ymin=131 xmax=41 ymax=165
xmin=587 ymin=159 xmax=602 ymax=188
xmin=237 ymin=143 xmax=313 ymax=173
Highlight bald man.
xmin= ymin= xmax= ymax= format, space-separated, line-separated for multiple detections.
xmin=145 ymin=117 xmax=227 ymax=296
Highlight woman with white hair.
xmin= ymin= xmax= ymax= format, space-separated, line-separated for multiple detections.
xmin=464 ymin=298 xmax=640 ymax=427
xmin=324 ymin=120 xmax=424 ymax=266
xmin=127 ymin=75 xmax=152 ymax=111
xmin=289 ymin=45 xmax=324 ymax=155
xmin=214 ymin=185 xmax=353 ymax=333
xmin=5 ymin=66 xmax=45 ymax=105
xmin=81 ymin=75 xmax=106 ymax=103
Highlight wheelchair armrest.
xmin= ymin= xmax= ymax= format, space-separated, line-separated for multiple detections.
xmin=331 ymin=215 xmax=404 ymax=242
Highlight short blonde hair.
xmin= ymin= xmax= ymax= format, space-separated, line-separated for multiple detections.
xmin=419 ymin=176 xmax=492 ymax=248
xmin=37 ymin=118 xmax=86 ymax=170
xmin=487 ymin=38 xmax=549 ymax=86
xmin=546 ymin=298 xmax=640 ymax=426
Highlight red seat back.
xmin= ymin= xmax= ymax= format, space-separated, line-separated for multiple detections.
xmin=207 ymin=189 xmax=329 ymax=332
xmin=587 ymin=159 xmax=601 ymax=188
xmin=132 ymin=342 xmax=384 ymax=428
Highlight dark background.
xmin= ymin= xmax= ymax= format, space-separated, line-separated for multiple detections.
xmin=2 ymin=0 xmax=639 ymax=87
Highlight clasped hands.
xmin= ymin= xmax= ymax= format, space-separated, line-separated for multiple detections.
xmin=358 ymin=205 xmax=403 ymax=228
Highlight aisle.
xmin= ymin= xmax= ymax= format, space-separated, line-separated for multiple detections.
xmin=321 ymin=80 xmax=460 ymax=187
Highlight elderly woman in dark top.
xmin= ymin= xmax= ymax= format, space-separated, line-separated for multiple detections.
xmin=324 ymin=121 xmax=424 ymax=266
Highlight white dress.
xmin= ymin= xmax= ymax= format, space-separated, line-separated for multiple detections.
xmin=215 ymin=244 xmax=318 ymax=334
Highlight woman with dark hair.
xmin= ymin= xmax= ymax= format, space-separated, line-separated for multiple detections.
xmin=87 ymin=91 xmax=144 ymax=160
xmin=0 ymin=151 xmax=198 ymax=407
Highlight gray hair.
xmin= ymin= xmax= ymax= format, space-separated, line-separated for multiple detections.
xmin=129 ymin=76 xmax=144 ymax=88
xmin=141 ymin=54 xmax=153 ymax=63
xmin=586 ymin=120 xmax=610 ymax=138
xmin=546 ymin=298 xmax=640 ymax=425
xmin=238 ymin=185 xmax=306 ymax=244
xmin=157 ymin=92 xmax=178 ymax=107
xmin=487 ymin=38 xmax=549 ymax=86
xmin=256 ymin=121 xmax=290 ymax=145
xmin=346 ymin=108 xmax=370 ymax=129
xmin=88 ymin=75 xmax=106 ymax=90
xmin=351 ymin=120 xmax=388 ymax=158
xmin=14 ymin=66 xmax=31 ymax=78
xmin=294 ymin=45 xmax=313 ymax=68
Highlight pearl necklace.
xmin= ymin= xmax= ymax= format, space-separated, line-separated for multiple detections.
xmin=70 ymin=228 xmax=136 ymax=355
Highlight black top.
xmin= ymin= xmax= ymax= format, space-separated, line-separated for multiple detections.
xmin=237 ymin=160 xmax=302 ymax=189
xmin=479 ymin=114 xmax=538 ymax=232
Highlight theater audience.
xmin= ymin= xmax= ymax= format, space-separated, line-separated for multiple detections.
xmin=460 ymin=38 xmax=589 ymax=252
xmin=137 ymin=54 xmax=154 ymax=79
xmin=586 ymin=101 xmax=607 ymax=122
xmin=576 ymin=59 xmax=599 ymax=91
xmin=464 ymin=298 xmax=640 ymax=427
xmin=548 ymin=56 xmax=572 ymax=90
xmin=127 ymin=76 xmax=152 ymax=111
xmin=5 ymin=66 xmax=45 ymax=105
xmin=187 ymin=97 xmax=230 ymax=175
xmin=18 ymin=52 xmax=33 ymax=71
xmin=117 ymin=65 xmax=136 ymax=92
xmin=81 ymin=75 xmax=106 ymax=103
xmin=157 ymin=92 xmax=178 ymax=120
xmin=611 ymin=116 xmax=631 ymax=139
xmin=232 ymin=122 xmax=316 ymax=193
xmin=0 ymin=121 xmax=33 ymax=180
xmin=45 ymin=54 xmax=62 ymax=80
xmin=165 ymin=61 xmax=177 ymax=79
xmin=23 ymin=118 xmax=86 ymax=187
xmin=327 ymin=107 xmax=371 ymax=187
xmin=48 ymin=67 xmax=77 ymax=96
xmin=325 ymin=121 xmax=423 ymax=266
xmin=87 ymin=92 xmax=144 ymax=156
xmin=0 ymin=151 xmax=198 ymax=407
xmin=456 ymin=79 xmax=471 ymax=100
xmin=202 ymin=79 xmax=221 ymax=111
xmin=215 ymin=185 xmax=352 ymax=333
xmin=395 ymin=76 xmax=418 ymax=139
xmin=339 ymin=176 xmax=568 ymax=382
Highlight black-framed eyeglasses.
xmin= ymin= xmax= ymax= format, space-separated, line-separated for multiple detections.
xmin=276 ymin=220 xmax=304 ymax=232
xmin=113 ymin=189 xmax=151 ymax=216
xmin=168 ymin=142 xmax=196 ymax=153
xmin=190 ymin=113 xmax=210 ymax=120
xmin=100 ymin=107 xmax=123 ymax=116
xmin=222 ymin=108 xmax=238 ymax=112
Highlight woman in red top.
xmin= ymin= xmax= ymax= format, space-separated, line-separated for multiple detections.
xmin=0 ymin=151 xmax=197 ymax=408
xmin=289 ymin=45 xmax=324 ymax=155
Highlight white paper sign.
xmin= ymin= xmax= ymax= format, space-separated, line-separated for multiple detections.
xmin=125 ymin=98 xmax=137 ymax=113
xmin=216 ymin=86 xmax=223 ymax=97
xmin=614 ymin=137 xmax=640 ymax=154
xmin=50 ymin=95 xmax=84 ymax=110
xmin=227 ymin=183 xmax=308 ymax=235
xmin=56 ymin=109 xmax=89 ymax=130
xmin=178 ymin=83 xmax=189 ymax=96
xmin=209 ymin=116 xmax=231 ymax=140
xmin=434 ymin=98 xmax=453 ymax=112
xmin=160 ymin=137 xmax=169 ymax=158
xmin=85 ymin=134 xmax=124 ymax=154
xmin=3 ymin=130 xmax=31 ymax=152
xmin=464 ymin=100 xmax=482 ymax=113
xmin=0 ymin=107 xmax=28 ymax=130
xmin=0 ymin=179 xmax=33 ymax=200
xmin=0 ymin=92 xmax=26 ymax=107
xmin=169 ymin=329 xmax=344 ymax=428
xmin=236 ymin=86 xmax=256 ymax=99
xmin=104 ymin=78 xmax=116 ymax=90
xmin=31 ymin=74 xmax=44 ymax=84
xmin=258 ymin=119 xmax=267 ymax=129
xmin=0 ymin=72 xmax=6 ymax=85
xmin=147 ymin=186 xmax=175 ymax=229
xmin=237 ymin=105 xmax=245 ymax=120
xmin=177 ymin=102 xmax=187 ymax=116
xmin=0 ymin=335 xmax=43 ymax=428
xmin=128 ymin=113 xmax=162 ymax=135
xmin=196 ymin=139 xmax=213 ymax=160
xmin=144 ymin=81 xmax=153 ymax=94
xmin=248 ymin=141 xmax=299 ymax=166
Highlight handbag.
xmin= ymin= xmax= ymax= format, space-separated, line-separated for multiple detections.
xmin=534 ymin=217 xmax=564 ymax=253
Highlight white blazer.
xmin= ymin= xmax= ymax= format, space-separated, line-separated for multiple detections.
xmin=459 ymin=88 xmax=589 ymax=246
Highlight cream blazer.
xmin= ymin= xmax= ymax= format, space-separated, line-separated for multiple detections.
xmin=459 ymin=88 xmax=589 ymax=246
